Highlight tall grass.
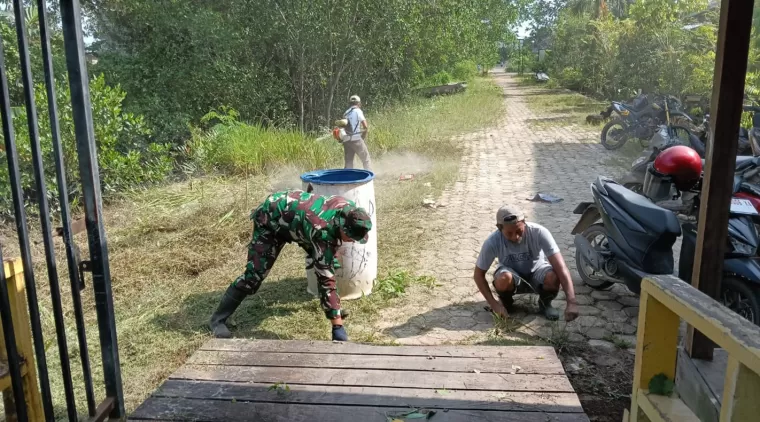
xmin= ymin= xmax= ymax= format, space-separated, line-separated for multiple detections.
xmin=186 ymin=77 xmax=505 ymax=174
xmin=188 ymin=124 xmax=339 ymax=174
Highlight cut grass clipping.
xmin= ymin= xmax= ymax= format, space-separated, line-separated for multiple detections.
xmin=0 ymin=76 xmax=506 ymax=417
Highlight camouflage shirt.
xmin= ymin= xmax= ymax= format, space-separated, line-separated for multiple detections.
xmin=252 ymin=190 xmax=357 ymax=318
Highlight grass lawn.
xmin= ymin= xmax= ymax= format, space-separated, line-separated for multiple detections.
xmin=0 ymin=77 xmax=506 ymax=417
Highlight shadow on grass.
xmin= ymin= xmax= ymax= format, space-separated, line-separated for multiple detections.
xmin=152 ymin=276 xmax=320 ymax=340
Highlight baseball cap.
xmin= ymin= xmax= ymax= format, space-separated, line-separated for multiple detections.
xmin=349 ymin=95 xmax=361 ymax=104
xmin=496 ymin=204 xmax=525 ymax=225
xmin=340 ymin=206 xmax=372 ymax=244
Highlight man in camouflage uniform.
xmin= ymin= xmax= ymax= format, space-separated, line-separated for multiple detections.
xmin=209 ymin=190 xmax=373 ymax=341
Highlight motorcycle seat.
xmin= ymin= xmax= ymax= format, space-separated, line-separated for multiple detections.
xmin=604 ymin=182 xmax=681 ymax=235
xmin=739 ymin=181 xmax=760 ymax=197
xmin=701 ymin=156 xmax=759 ymax=171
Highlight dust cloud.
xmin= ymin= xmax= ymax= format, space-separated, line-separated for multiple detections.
xmin=371 ymin=152 xmax=432 ymax=178
xmin=268 ymin=164 xmax=304 ymax=191
xmin=266 ymin=152 xmax=433 ymax=190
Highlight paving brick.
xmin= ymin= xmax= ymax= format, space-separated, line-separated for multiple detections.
xmin=374 ymin=71 xmax=621 ymax=345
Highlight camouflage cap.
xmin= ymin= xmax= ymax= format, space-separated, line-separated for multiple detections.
xmin=340 ymin=206 xmax=372 ymax=244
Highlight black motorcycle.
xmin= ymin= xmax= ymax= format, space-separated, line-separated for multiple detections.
xmin=618 ymin=124 xmax=698 ymax=195
xmin=601 ymin=94 xmax=692 ymax=150
xmin=571 ymin=176 xmax=760 ymax=325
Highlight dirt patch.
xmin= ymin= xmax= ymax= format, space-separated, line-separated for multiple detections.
xmin=559 ymin=344 xmax=634 ymax=421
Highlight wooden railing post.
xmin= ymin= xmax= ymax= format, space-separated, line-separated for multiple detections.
xmin=720 ymin=357 xmax=760 ymax=421
xmin=630 ymin=287 xmax=680 ymax=421
xmin=1 ymin=258 xmax=44 ymax=421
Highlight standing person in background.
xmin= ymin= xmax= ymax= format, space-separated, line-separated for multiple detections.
xmin=342 ymin=95 xmax=372 ymax=170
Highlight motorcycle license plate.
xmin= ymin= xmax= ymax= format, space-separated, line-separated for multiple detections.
xmin=730 ymin=198 xmax=758 ymax=215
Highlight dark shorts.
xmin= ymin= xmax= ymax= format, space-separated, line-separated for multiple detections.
xmin=492 ymin=263 xmax=553 ymax=295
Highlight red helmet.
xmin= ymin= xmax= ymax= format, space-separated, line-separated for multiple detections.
xmin=653 ymin=145 xmax=703 ymax=190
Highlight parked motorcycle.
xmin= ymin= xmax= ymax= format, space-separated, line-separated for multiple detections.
xmin=572 ymin=147 xmax=760 ymax=324
xmin=618 ymin=124 xmax=696 ymax=194
xmin=600 ymin=94 xmax=692 ymax=150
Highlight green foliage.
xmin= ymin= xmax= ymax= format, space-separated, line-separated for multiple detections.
xmin=452 ymin=61 xmax=478 ymax=81
xmin=374 ymin=270 xmax=436 ymax=298
xmin=426 ymin=71 xmax=453 ymax=86
xmin=648 ymin=373 xmax=675 ymax=396
xmin=85 ymin=0 xmax=518 ymax=139
xmin=0 ymin=75 xmax=173 ymax=219
xmin=0 ymin=8 xmax=172 ymax=219
xmin=542 ymin=0 xmax=719 ymax=100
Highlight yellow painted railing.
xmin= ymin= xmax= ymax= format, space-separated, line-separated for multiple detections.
xmin=627 ymin=274 xmax=760 ymax=422
xmin=0 ymin=258 xmax=43 ymax=421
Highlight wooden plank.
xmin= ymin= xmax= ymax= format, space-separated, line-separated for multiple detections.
xmin=720 ymin=357 xmax=760 ymax=421
xmin=2 ymin=258 xmax=23 ymax=278
xmin=187 ymin=350 xmax=564 ymax=375
xmin=636 ymin=390 xmax=698 ymax=422
xmin=201 ymin=339 xmax=557 ymax=359
xmin=642 ymin=276 xmax=760 ymax=376
xmin=687 ymin=0 xmax=755 ymax=361
xmin=0 ymin=360 xmax=8 ymax=391
xmin=3 ymin=258 xmax=43 ymax=420
xmin=129 ymin=397 xmax=590 ymax=422
xmin=0 ymin=361 xmax=28 ymax=392
xmin=152 ymin=379 xmax=583 ymax=413
xmin=171 ymin=365 xmax=575 ymax=392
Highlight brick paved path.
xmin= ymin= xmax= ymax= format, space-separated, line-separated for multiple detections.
xmin=376 ymin=70 xmax=641 ymax=349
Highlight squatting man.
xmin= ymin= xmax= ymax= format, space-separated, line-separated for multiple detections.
xmin=474 ymin=205 xmax=580 ymax=322
xmin=209 ymin=190 xmax=373 ymax=341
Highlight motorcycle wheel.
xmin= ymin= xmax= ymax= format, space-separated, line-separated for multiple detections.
xmin=721 ymin=277 xmax=760 ymax=326
xmin=623 ymin=183 xmax=644 ymax=194
xmin=575 ymin=223 xmax=615 ymax=290
xmin=601 ymin=119 xmax=629 ymax=150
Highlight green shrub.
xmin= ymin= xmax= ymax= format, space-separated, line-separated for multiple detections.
xmin=452 ymin=61 xmax=477 ymax=81
xmin=426 ymin=71 xmax=453 ymax=86
xmin=0 ymin=75 xmax=173 ymax=221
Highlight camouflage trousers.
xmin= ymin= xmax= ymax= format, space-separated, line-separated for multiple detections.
xmin=232 ymin=209 xmax=342 ymax=318
xmin=232 ymin=223 xmax=287 ymax=295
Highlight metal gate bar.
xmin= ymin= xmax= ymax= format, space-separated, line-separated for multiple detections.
xmin=11 ymin=0 xmax=78 ymax=419
xmin=36 ymin=0 xmax=98 ymax=415
xmin=0 ymin=14 xmax=55 ymax=422
xmin=60 ymin=0 xmax=126 ymax=418
xmin=0 ymin=0 xmax=125 ymax=420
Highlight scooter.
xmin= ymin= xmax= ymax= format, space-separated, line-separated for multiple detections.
xmin=571 ymin=176 xmax=760 ymax=324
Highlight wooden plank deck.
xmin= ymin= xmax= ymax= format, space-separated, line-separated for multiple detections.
xmin=130 ymin=339 xmax=588 ymax=422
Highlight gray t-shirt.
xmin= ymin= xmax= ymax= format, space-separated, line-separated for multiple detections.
xmin=475 ymin=222 xmax=560 ymax=276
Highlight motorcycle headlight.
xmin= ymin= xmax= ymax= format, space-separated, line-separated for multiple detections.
xmin=729 ymin=236 xmax=757 ymax=256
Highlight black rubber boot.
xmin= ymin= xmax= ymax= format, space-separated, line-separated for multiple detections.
xmin=496 ymin=291 xmax=515 ymax=312
xmin=539 ymin=290 xmax=559 ymax=321
xmin=209 ymin=284 xmax=247 ymax=338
